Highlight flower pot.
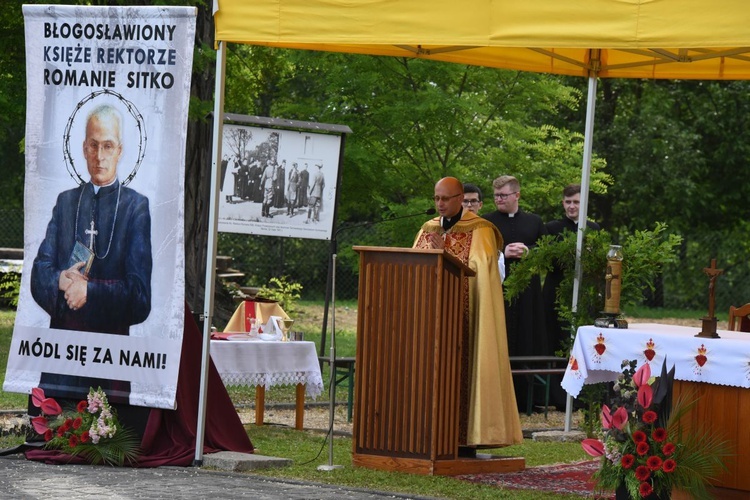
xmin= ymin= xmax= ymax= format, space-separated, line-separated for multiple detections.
xmin=615 ymin=484 xmax=670 ymax=500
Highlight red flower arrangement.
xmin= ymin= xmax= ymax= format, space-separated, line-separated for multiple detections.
xmin=581 ymin=359 xmax=729 ymax=499
xmin=30 ymin=386 xmax=140 ymax=466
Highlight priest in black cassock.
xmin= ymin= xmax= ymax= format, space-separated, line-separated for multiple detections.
xmin=483 ymin=175 xmax=547 ymax=412
xmin=544 ymin=184 xmax=599 ymax=408
xmin=30 ymin=104 xmax=152 ymax=404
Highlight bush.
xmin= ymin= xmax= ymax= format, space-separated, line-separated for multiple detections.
xmin=504 ymin=222 xmax=682 ymax=337
xmin=0 ymin=272 xmax=20 ymax=309
xmin=256 ymin=276 xmax=303 ymax=314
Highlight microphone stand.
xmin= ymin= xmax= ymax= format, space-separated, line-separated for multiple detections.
xmin=317 ymin=253 xmax=343 ymax=471
xmin=317 ymin=207 xmax=435 ymax=472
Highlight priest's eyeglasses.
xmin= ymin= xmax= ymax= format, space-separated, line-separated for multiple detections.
xmin=85 ymin=140 xmax=119 ymax=156
xmin=433 ymin=193 xmax=462 ymax=203
xmin=493 ymin=191 xmax=518 ymax=200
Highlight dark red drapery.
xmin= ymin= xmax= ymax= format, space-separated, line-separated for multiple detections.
xmin=26 ymin=303 xmax=254 ymax=466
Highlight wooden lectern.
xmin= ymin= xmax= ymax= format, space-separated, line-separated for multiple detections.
xmin=351 ymin=246 xmax=525 ymax=475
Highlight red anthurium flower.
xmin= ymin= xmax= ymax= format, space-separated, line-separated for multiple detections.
xmin=663 ymin=458 xmax=677 ymax=473
xmin=642 ymin=410 xmax=658 ymax=424
xmin=581 ymin=438 xmax=605 ymax=457
xmin=635 ymin=465 xmax=651 ymax=481
xmin=40 ymin=397 xmax=62 ymax=416
xmin=637 ymin=384 xmax=653 ymax=409
xmin=639 ymin=481 xmax=654 ymax=497
xmin=647 ymin=455 xmax=663 ymax=471
xmin=31 ymin=416 xmax=49 ymax=435
xmin=621 ymin=454 xmax=635 ymax=469
xmin=637 ymin=441 xmax=650 ymax=456
xmin=662 ymin=442 xmax=676 ymax=456
xmin=633 ymin=363 xmax=651 ymax=387
xmin=652 ymin=427 xmax=667 ymax=442
xmin=633 ymin=430 xmax=647 ymax=443
xmin=612 ymin=406 xmax=628 ymax=429
xmin=43 ymin=429 xmax=53 ymax=442
xmin=77 ymin=400 xmax=88 ymax=413
xmin=31 ymin=387 xmax=46 ymax=408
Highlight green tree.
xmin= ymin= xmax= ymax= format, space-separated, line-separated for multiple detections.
xmin=0 ymin=1 xmax=30 ymax=209
xmin=594 ymin=79 xmax=750 ymax=235
xmin=592 ymin=79 xmax=750 ymax=309
xmin=503 ymin=223 xmax=682 ymax=352
xmin=225 ymin=49 xmax=610 ymax=222
xmin=678 ymin=80 xmax=750 ymax=231
xmin=595 ymin=79 xmax=705 ymax=233
xmin=217 ymin=49 xmax=612 ymax=299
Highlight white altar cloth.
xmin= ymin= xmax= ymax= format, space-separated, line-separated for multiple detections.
xmin=210 ymin=340 xmax=323 ymax=398
xmin=562 ymin=323 xmax=750 ymax=398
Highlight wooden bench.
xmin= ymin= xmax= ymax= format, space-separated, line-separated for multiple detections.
xmin=318 ymin=356 xmax=355 ymax=422
xmin=509 ymin=356 xmax=568 ymax=417
xmin=315 ymin=355 xmax=567 ymax=422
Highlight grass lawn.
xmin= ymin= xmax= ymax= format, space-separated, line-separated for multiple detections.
xmin=243 ymin=424 xmax=589 ymax=500
xmin=0 ymin=309 xmax=28 ymax=409
xmin=3 ymin=302 xmax=702 ymax=498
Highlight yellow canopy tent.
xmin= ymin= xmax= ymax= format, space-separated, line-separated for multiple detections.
xmin=195 ymin=0 xmax=750 ymax=462
xmin=213 ymin=0 xmax=750 ymax=80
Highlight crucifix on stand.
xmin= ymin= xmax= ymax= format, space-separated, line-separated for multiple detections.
xmin=604 ymin=263 xmax=620 ymax=310
xmin=696 ymin=258 xmax=723 ymax=339
xmin=594 ymin=245 xmax=628 ymax=328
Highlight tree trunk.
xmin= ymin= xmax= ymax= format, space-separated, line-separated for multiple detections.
xmin=184 ymin=3 xmax=215 ymax=314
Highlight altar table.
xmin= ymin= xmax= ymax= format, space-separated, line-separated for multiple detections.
xmin=210 ymin=340 xmax=323 ymax=430
xmin=562 ymin=323 xmax=750 ymax=492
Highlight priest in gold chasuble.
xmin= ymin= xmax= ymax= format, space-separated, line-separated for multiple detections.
xmin=413 ymin=177 xmax=522 ymax=448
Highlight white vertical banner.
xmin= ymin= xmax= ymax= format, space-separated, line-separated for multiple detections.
xmin=3 ymin=5 xmax=196 ymax=409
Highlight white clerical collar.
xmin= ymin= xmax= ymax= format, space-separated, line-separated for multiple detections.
xmin=508 ymin=211 xmax=517 ymax=218
xmin=91 ymin=179 xmax=117 ymax=194
xmin=440 ymin=207 xmax=463 ymax=232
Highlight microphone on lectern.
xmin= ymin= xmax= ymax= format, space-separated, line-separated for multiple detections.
xmin=380 ymin=207 xmax=436 ymax=222
xmin=364 ymin=207 xmax=436 ymax=226
xmin=334 ymin=208 xmax=436 ymax=238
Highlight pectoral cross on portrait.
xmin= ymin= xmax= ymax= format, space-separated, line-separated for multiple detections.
xmin=703 ymin=258 xmax=723 ymax=318
xmin=85 ymin=220 xmax=98 ymax=251
xmin=605 ymin=264 xmax=620 ymax=299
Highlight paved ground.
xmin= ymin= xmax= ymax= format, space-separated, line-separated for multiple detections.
xmin=0 ymin=453 xmax=431 ymax=499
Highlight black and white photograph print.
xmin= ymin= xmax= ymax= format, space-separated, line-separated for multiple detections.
xmin=217 ymin=124 xmax=342 ymax=240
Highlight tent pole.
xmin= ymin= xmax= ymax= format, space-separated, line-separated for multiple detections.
xmin=194 ymin=40 xmax=227 ymax=465
xmin=565 ymin=73 xmax=598 ymax=432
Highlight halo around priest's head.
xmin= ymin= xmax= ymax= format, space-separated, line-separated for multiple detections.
xmin=63 ymin=89 xmax=147 ymax=187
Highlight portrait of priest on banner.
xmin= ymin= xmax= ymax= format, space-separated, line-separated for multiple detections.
xmin=29 ymin=102 xmax=152 ymax=401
